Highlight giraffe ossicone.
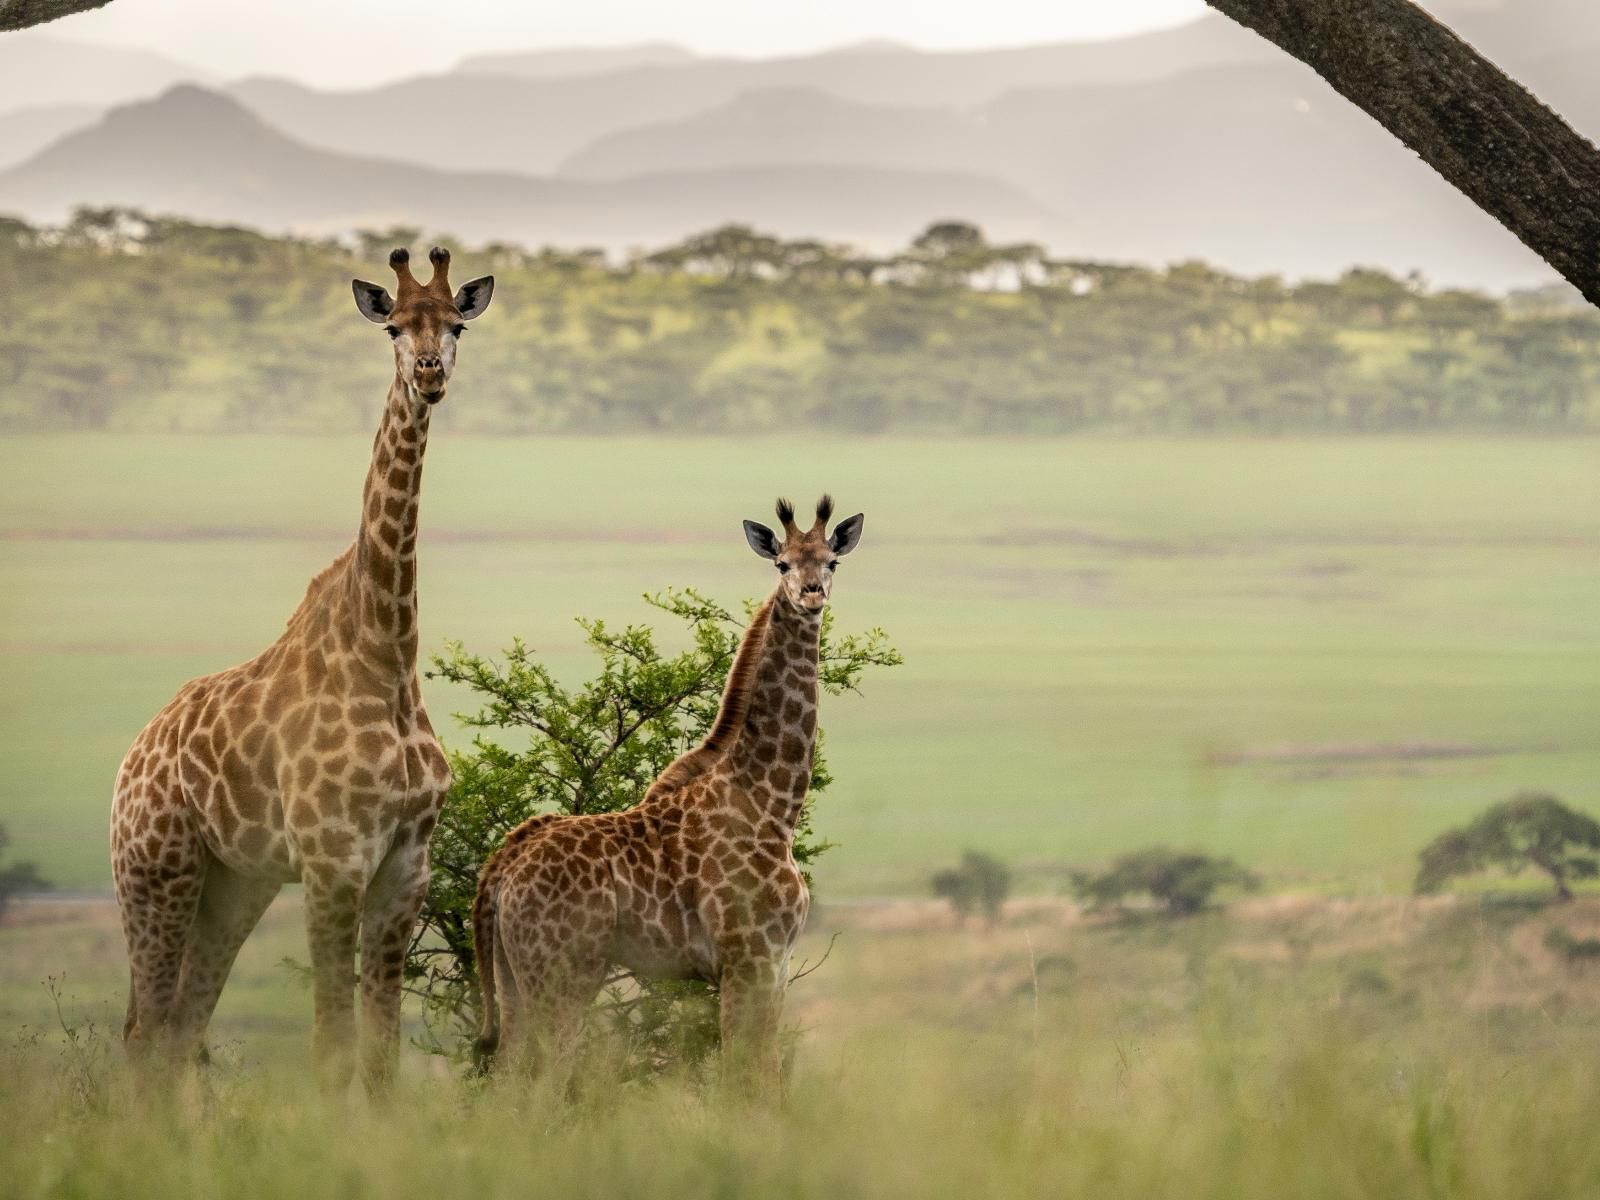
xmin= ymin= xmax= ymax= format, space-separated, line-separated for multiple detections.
xmin=110 ymin=247 xmax=493 ymax=1095
xmin=472 ymin=495 xmax=866 ymax=1096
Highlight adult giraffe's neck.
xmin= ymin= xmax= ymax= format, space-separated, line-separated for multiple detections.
xmin=346 ymin=375 xmax=431 ymax=678
xmin=722 ymin=591 xmax=823 ymax=841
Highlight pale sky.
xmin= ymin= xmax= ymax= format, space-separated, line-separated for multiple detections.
xmin=47 ymin=0 xmax=1210 ymax=87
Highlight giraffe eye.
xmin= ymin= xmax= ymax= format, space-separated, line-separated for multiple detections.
xmin=450 ymin=324 xmax=466 ymax=338
xmin=776 ymin=561 xmax=791 ymax=573
xmin=827 ymin=560 xmax=839 ymax=571
xmin=384 ymin=325 xmax=401 ymax=339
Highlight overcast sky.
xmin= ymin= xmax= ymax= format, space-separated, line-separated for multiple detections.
xmin=47 ymin=0 xmax=1210 ymax=87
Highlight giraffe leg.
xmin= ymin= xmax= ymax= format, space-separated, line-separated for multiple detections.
xmin=357 ymin=841 xmax=430 ymax=1096
xmin=484 ymin=925 xmax=524 ymax=1074
xmin=513 ymin=986 xmax=597 ymax=1096
xmin=499 ymin=942 xmax=607 ymax=1094
xmin=719 ymin=959 xmax=786 ymax=1101
xmin=303 ymin=871 xmax=363 ymax=1098
xmin=112 ymin=797 xmax=206 ymax=1072
xmin=169 ymin=858 xmax=281 ymax=1063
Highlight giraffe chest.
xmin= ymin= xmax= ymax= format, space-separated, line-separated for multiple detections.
xmin=175 ymin=666 xmax=449 ymax=879
xmin=688 ymin=832 xmax=810 ymax=974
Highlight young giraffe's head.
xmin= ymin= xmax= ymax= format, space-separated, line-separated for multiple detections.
xmin=352 ymin=246 xmax=494 ymax=404
xmin=743 ymin=495 xmax=865 ymax=612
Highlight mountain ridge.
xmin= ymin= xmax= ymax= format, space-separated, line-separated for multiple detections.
xmin=0 ymin=85 xmax=1059 ymax=251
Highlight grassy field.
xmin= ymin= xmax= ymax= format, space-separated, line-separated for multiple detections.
xmin=2 ymin=433 xmax=1598 ymax=896
xmin=9 ymin=892 xmax=1600 ymax=1198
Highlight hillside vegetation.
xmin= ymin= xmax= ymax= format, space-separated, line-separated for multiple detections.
xmin=6 ymin=210 xmax=1597 ymax=434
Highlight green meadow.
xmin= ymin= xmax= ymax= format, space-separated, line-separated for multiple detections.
xmin=3 ymin=432 xmax=1597 ymax=897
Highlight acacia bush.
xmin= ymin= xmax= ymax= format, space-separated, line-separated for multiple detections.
xmin=1071 ymin=847 xmax=1260 ymax=917
xmin=930 ymin=851 xmax=1012 ymax=929
xmin=407 ymin=588 xmax=901 ymax=1068
xmin=0 ymin=825 xmax=49 ymax=920
xmin=1416 ymin=792 xmax=1600 ymax=901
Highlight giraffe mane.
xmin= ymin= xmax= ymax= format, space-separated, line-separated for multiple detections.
xmin=645 ymin=595 xmax=775 ymax=797
xmin=283 ymin=545 xmax=355 ymax=630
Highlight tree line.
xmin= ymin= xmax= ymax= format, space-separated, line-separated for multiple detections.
xmin=4 ymin=208 xmax=1597 ymax=434
xmin=932 ymin=791 xmax=1600 ymax=934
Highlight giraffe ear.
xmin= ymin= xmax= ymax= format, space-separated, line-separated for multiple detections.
xmin=829 ymin=513 xmax=865 ymax=556
xmin=743 ymin=520 xmax=780 ymax=560
xmin=352 ymin=279 xmax=394 ymax=323
xmin=454 ymin=275 xmax=495 ymax=320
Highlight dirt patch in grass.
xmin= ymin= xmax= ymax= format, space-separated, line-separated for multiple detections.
xmin=1209 ymin=740 xmax=1549 ymax=768
xmin=0 ymin=525 xmax=707 ymax=545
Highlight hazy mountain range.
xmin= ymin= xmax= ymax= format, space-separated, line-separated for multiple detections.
xmin=0 ymin=0 xmax=1594 ymax=285
xmin=0 ymin=86 xmax=1054 ymax=250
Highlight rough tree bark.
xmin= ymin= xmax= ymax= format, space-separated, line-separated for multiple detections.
xmin=1 ymin=0 xmax=111 ymax=32
xmin=1204 ymin=0 xmax=1600 ymax=308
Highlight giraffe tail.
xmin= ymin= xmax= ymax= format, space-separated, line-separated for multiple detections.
xmin=471 ymin=879 xmax=500 ymax=1074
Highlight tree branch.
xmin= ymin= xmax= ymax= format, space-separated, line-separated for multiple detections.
xmin=1203 ymin=0 xmax=1600 ymax=307
xmin=0 ymin=0 xmax=111 ymax=32
xmin=583 ymin=678 xmax=714 ymax=786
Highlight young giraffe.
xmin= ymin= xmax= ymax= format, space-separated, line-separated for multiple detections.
xmin=109 ymin=247 xmax=494 ymax=1094
xmin=471 ymin=496 xmax=865 ymax=1094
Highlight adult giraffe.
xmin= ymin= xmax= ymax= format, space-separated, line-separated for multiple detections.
xmin=471 ymin=496 xmax=865 ymax=1097
xmin=110 ymin=247 xmax=493 ymax=1094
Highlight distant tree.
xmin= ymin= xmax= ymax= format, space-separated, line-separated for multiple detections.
xmin=778 ymin=238 xmax=850 ymax=281
xmin=1415 ymin=793 xmax=1600 ymax=901
xmin=1335 ymin=268 xmax=1414 ymax=326
xmin=904 ymin=221 xmax=995 ymax=285
xmin=530 ymin=247 xmax=607 ymax=276
xmin=0 ymin=215 xmax=39 ymax=248
xmin=1412 ymin=289 xmax=1500 ymax=344
xmin=62 ymin=206 xmax=148 ymax=253
xmin=0 ymin=825 xmax=50 ymax=920
xmin=930 ymin=851 xmax=1012 ymax=929
xmin=409 ymin=588 xmax=901 ymax=1062
xmin=356 ymin=226 xmax=423 ymax=262
xmin=646 ymin=224 xmax=786 ymax=280
xmin=1480 ymin=318 xmax=1588 ymax=424
xmin=982 ymin=242 xmax=1046 ymax=290
xmin=1072 ymin=848 xmax=1259 ymax=917
xmin=911 ymin=221 xmax=986 ymax=258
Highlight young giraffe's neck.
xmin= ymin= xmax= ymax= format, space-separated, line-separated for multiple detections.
xmin=720 ymin=591 xmax=823 ymax=841
xmin=345 ymin=375 xmax=431 ymax=678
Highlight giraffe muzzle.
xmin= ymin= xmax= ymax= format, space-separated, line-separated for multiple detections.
xmin=414 ymin=360 xmax=446 ymax=402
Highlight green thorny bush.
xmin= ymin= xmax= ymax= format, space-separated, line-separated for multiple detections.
xmin=407 ymin=588 xmax=901 ymax=1076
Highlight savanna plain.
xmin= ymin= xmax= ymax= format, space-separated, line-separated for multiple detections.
xmin=3 ymin=432 xmax=1599 ymax=1198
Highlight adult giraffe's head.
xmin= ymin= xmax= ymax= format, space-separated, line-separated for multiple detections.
xmin=743 ymin=495 xmax=865 ymax=613
xmin=352 ymin=246 xmax=494 ymax=404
